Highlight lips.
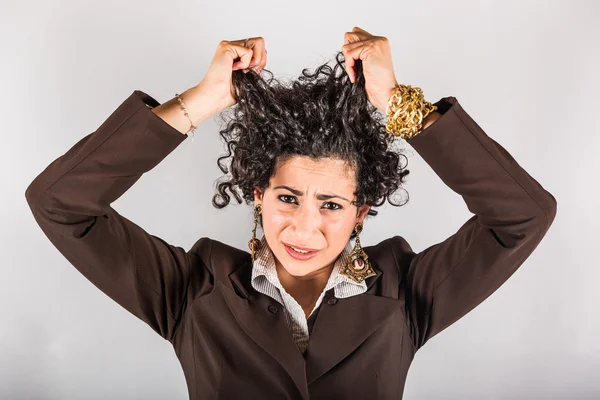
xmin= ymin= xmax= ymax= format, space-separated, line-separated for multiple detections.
xmin=283 ymin=243 xmax=320 ymax=261
xmin=282 ymin=242 xmax=318 ymax=252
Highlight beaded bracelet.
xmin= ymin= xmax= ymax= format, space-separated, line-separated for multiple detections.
xmin=175 ymin=93 xmax=197 ymax=142
xmin=385 ymin=84 xmax=437 ymax=140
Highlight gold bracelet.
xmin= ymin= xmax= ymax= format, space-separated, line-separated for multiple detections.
xmin=385 ymin=84 xmax=437 ymax=140
xmin=175 ymin=93 xmax=197 ymax=142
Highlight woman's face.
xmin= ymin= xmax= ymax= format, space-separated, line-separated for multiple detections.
xmin=253 ymin=155 xmax=370 ymax=278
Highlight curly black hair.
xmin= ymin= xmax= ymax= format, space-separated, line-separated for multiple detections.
xmin=212 ymin=51 xmax=411 ymax=238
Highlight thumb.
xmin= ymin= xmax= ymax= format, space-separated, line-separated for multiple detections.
xmin=231 ymin=46 xmax=254 ymax=71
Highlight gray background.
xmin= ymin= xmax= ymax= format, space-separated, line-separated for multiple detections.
xmin=2 ymin=0 xmax=598 ymax=398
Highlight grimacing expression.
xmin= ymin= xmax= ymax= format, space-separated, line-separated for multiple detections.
xmin=253 ymin=155 xmax=371 ymax=278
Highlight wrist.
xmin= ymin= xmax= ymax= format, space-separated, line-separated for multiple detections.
xmin=182 ymin=84 xmax=220 ymax=126
xmin=421 ymin=111 xmax=442 ymax=131
xmin=376 ymin=85 xmax=398 ymax=114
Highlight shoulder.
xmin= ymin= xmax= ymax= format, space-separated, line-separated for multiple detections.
xmin=365 ymin=235 xmax=416 ymax=277
xmin=187 ymin=236 xmax=250 ymax=277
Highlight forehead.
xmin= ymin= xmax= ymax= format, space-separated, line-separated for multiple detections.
xmin=272 ymin=156 xmax=356 ymax=188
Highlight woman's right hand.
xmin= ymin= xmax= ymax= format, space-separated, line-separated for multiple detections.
xmin=198 ymin=37 xmax=268 ymax=112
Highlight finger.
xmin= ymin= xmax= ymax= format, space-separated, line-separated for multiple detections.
xmin=352 ymin=26 xmax=373 ymax=36
xmin=344 ymin=28 xmax=371 ymax=45
xmin=341 ymin=42 xmax=367 ymax=83
xmin=344 ymin=42 xmax=371 ymax=83
xmin=344 ymin=53 xmax=355 ymax=83
xmin=245 ymin=37 xmax=265 ymax=68
xmin=231 ymin=44 xmax=254 ymax=71
xmin=232 ymin=60 xmax=250 ymax=72
xmin=251 ymin=41 xmax=267 ymax=72
xmin=261 ymin=47 xmax=267 ymax=69
xmin=232 ymin=64 xmax=250 ymax=73
xmin=342 ymin=38 xmax=375 ymax=52
xmin=246 ymin=39 xmax=268 ymax=74
xmin=343 ymin=31 xmax=361 ymax=45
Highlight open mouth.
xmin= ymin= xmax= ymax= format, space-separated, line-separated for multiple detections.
xmin=283 ymin=243 xmax=320 ymax=260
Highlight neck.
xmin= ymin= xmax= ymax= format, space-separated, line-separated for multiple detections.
xmin=275 ymin=258 xmax=334 ymax=310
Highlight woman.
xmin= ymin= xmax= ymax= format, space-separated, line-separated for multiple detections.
xmin=25 ymin=27 xmax=556 ymax=399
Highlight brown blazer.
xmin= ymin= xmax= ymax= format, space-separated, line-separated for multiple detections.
xmin=25 ymin=90 xmax=557 ymax=399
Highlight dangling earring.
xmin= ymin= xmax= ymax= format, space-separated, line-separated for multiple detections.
xmin=248 ymin=203 xmax=262 ymax=263
xmin=341 ymin=222 xmax=376 ymax=284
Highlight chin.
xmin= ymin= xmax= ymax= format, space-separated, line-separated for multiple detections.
xmin=277 ymin=255 xmax=313 ymax=275
xmin=282 ymin=267 xmax=310 ymax=278
xmin=272 ymin=248 xmax=313 ymax=271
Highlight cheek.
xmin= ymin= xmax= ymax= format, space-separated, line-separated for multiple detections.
xmin=261 ymin=208 xmax=289 ymax=232
xmin=323 ymin=219 xmax=354 ymax=244
xmin=264 ymin=211 xmax=352 ymax=235
xmin=324 ymin=211 xmax=356 ymax=234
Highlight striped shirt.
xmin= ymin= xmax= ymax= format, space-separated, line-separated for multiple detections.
xmin=251 ymin=234 xmax=367 ymax=354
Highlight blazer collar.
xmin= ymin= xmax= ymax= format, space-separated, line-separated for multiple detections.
xmin=250 ymin=235 xmax=367 ymax=298
xmin=222 ymin=241 xmax=402 ymax=397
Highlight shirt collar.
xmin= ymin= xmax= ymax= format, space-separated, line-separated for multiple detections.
xmin=251 ymin=234 xmax=367 ymax=297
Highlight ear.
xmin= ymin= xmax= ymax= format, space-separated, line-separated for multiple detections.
xmin=253 ymin=186 xmax=263 ymax=204
xmin=356 ymin=204 xmax=370 ymax=223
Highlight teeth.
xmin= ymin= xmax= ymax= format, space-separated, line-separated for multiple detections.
xmin=290 ymin=246 xmax=310 ymax=254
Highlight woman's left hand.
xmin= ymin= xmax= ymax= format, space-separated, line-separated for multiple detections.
xmin=341 ymin=26 xmax=398 ymax=114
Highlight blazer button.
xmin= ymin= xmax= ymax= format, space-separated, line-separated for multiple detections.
xmin=327 ymin=298 xmax=338 ymax=305
xmin=268 ymin=305 xmax=278 ymax=314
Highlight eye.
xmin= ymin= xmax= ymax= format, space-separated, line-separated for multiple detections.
xmin=278 ymin=195 xmax=298 ymax=204
xmin=322 ymin=202 xmax=343 ymax=211
xmin=278 ymin=195 xmax=342 ymax=211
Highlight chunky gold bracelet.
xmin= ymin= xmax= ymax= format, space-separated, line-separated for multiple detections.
xmin=385 ymin=84 xmax=437 ymax=140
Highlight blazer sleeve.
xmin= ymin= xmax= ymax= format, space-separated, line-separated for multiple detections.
xmin=396 ymin=96 xmax=557 ymax=351
xmin=24 ymin=90 xmax=206 ymax=342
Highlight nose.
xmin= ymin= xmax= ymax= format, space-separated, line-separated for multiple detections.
xmin=291 ymin=202 xmax=321 ymax=242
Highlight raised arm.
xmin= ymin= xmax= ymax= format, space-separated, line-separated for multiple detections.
xmin=25 ymin=38 xmax=267 ymax=342
xmin=396 ymin=96 xmax=557 ymax=350
xmin=24 ymin=88 xmax=213 ymax=341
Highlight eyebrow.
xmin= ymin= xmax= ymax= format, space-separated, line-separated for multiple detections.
xmin=273 ymin=185 xmax=351 ymax=203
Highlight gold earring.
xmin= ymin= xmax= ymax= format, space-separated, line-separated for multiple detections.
xmin=248 ymin=204 xmax=262 ymax=263
xmin=341 ymin=222 xmax=376 ymax=283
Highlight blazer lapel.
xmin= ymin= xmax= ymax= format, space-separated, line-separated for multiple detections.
xmin=303 ymin=267 xmax=403 ymax=384
xmin=222 ymin=258 xmax=308 ymax=397
xmin=222 ymin=244 xmax=403 ymax=391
